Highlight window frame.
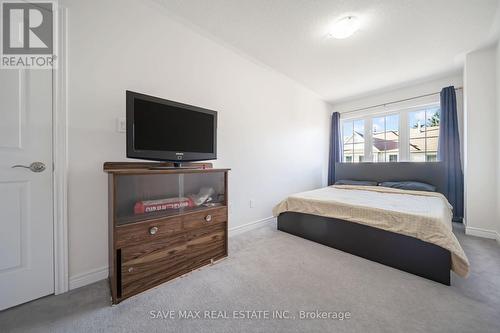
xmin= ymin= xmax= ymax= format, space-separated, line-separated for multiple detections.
xmin=340 ymin=102 xmax=440 ymax=163
xmin=341 ymin=118 xmax=366 ymax=163
xmin=371 ymin=112 xmax=401 ymax=163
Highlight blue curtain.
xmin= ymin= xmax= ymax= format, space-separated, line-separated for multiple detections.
xmin=438 ymin=86 xmax=464 ymax=222
xmin=328 ymin=112 xmax=342 ymax=185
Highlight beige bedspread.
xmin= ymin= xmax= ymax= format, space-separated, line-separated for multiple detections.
xmin=273 ymin=185 xmax=469 ymax=277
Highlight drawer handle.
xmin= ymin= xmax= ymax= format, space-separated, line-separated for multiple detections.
xmin=149 ymin=226 xmax=159 ymax=235
xmin=205 ymin=214 xmax=212 ymax=222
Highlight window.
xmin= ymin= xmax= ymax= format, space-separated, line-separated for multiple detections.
xmin=372 ymin=114 xmax=399 ymax=162
xmin=408 ymin=106 xmax=440 ymax=162
xmin=342 ymin=119 xmax=365 ymax=163
xmin=340 ymin=104 xmax=440 ymax=163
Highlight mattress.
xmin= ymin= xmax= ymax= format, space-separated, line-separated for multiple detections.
xmin=273 ymin=185 xmax=469 ymax=277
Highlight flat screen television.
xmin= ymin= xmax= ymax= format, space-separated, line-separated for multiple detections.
xmin=126 ymin=91 xmax=217 ymax=163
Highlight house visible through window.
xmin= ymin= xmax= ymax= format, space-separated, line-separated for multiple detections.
xmin=409 ymin=106 xmax=440 ymax=162
xmin=340 ymin=104 xmax=440 ymax=163
xmin=372 ymin=114 xmax=399 ymax=162
xmin=342 ymin=119 xmax=365 ymax=163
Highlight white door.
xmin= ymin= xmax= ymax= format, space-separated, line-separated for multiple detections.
xmin=0 ymin=68 xmax=54 ymax=310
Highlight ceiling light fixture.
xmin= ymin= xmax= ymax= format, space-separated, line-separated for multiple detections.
xmin=327 ymin=16 xmax=360 ymax=39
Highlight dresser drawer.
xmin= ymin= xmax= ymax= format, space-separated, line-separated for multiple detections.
xmin=120 ymin=224 xmax=226 ymax=298
xmin=115 ymin=206 xmax=227 ymax=299
xmin=183 ymin=207 xmax=227 ymax=231
xmin=185 ymin=223 xmax=227 ymax=268
xmin=115 ymin=216 xmax=183 ymax=248
xmin=121 ymin=233 xmax=187 ymax=297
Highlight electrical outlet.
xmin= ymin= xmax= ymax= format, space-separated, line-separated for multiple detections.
xmin=116 ymin=117 xmax=126 ymax=133
xmin=250 ymin=199 xmax=256 ymax=208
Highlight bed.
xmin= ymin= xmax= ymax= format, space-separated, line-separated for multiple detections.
xmin=273 ymin=162 xmax=469 ymax=285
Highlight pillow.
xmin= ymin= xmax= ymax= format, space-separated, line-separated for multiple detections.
xmin=378 ymin=181 xmax=436 ymax=192
xmin=335 ymin=179 xmax=378 ymax=186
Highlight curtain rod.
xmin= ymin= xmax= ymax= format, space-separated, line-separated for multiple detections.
xmin=341 ymin=86 xmax=463 ymax=114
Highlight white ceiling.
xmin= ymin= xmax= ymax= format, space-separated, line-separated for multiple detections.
xmin=157 ymin=0 xmax=500 ymax=103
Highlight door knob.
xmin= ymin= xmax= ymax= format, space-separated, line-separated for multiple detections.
xmin=12 ymin=162 xmax=46 ymax=173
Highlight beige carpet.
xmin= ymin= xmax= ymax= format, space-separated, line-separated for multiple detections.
xmin=1 ymin=221 xmax=499 ymax=333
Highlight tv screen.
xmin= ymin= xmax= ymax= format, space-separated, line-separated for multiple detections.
xmin=126 ymin=91 xmax=217 ymax=162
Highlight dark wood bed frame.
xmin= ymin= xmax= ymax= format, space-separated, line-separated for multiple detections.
xmin=277 ymin=162 xmax=452 ymax=285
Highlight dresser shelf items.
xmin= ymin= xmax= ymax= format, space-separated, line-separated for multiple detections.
xmin=104 ymin=162 xmax=229 ymax=304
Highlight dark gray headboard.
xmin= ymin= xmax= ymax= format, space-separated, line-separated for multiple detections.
xmin=335 ymin=162 xmax=446 ymax=195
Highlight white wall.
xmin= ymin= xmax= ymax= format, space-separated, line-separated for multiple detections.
xmin=332 ymin=73 xmax=464 ymax=127
xmin=463 ymin=45 xmax=499 ymax=239
xmin=331 ymin=73 xmax=464 ymax=160
xmin=62 ymin=0 xmax=330 ymax=283
xmin=331 ymin=73 xmax=463 ymax=114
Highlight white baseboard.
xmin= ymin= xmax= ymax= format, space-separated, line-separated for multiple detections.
xmin=228 ymin=216 xmax=276 ymax=237
xmin=68 ymin=216 xmax=276 ymax=290
xmin=69 ymin=266 xmax=108 ymax=290
xmin=465 ymin=226 xmax=500 ymax=243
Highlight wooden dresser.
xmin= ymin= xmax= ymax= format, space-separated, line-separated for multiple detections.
xmin=104 ymin=162 xmax=229 ymax=304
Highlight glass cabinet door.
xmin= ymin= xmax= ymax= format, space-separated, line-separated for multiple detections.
xmin=115 ymin=171 xmax=225 ymax=225
xmin=181 ymin=172 xmax=226 ymax=211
